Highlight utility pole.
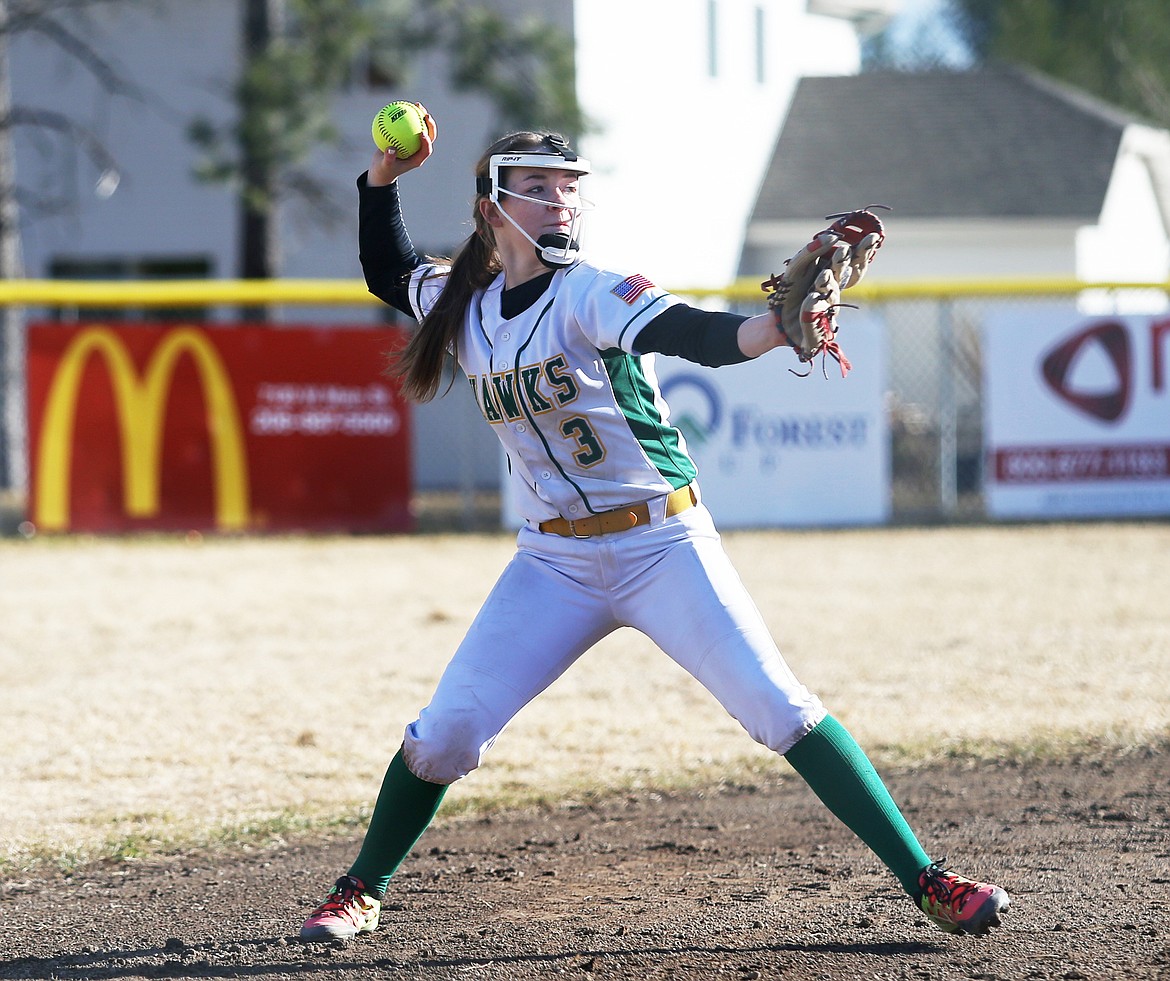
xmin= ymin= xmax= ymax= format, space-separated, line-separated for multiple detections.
xmin=0 ymin=0 xmax=28 ymax=499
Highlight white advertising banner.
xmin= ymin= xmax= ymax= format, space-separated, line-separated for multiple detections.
xmin=643 ymin=314 xmax=890 ymax=528
xmin=983 ymin=306 xmax=1170 ymax=518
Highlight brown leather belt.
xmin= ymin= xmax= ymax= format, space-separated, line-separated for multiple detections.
xmin=538 ymin=484 xmax=697 ymax=538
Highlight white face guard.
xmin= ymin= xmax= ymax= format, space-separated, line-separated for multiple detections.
xmin=476 ymin=139 xmax=592 ymax=268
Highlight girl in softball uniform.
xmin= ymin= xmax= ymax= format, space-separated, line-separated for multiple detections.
xmin=299 ymin=121 xmax=1009 ymax=941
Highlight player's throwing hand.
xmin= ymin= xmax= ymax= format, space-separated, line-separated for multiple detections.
xmin=367 ymin=107 xmax=436 ymax=188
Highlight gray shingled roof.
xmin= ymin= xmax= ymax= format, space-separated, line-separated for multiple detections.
xmin=749 ymin=68 xmax=1137 ymax=224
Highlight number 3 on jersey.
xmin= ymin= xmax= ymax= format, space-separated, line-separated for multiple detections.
xmin=561 ymin=416 xmax=606 ymax=467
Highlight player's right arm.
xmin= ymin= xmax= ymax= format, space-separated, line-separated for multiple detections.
xmin=357 ymin=120 xmax=437 ymax=319
xmin=357 ymin=174 xmax=421 ymax=317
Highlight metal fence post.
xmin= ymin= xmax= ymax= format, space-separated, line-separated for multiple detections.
xmin=938 ymin=298 xmax=958 ymax=517
xmin=0 ymin=307 xmax=27 ymax=496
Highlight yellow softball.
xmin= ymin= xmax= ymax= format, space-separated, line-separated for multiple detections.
xmin=371 ymin=101 xmax=427 ymax=159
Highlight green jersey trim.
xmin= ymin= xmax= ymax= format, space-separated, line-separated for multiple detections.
xmin=602 ymin=349 xmax=697 ymax=489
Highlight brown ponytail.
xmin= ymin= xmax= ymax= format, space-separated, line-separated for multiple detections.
xmin=388 ymin=131 xmax=563 ymax=402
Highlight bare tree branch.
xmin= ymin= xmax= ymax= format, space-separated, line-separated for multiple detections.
xmin=24 ymin=14 xmax=155 ymax=105
xmin=6 ymin=104 xmax=120 ymax=173
xmin=283 ymin=167 xmax=346 ymax=227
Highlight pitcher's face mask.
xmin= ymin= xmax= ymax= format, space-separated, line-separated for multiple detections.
xmin=475 ymin=136 xmax=592 ymax=268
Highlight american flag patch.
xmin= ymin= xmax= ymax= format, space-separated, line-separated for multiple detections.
xmin=610 ymin=274 xmax=655 ymax=304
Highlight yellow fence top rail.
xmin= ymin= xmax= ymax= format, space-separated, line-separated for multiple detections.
xmin=0 ymin=279 xmax=378 ymax=306
xmin=710 ymin=277 xmax=1170 ymax=303
xmin=0 ymin=277 xmax=1168 ymax=306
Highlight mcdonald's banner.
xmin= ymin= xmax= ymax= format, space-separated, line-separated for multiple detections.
xmin=27 ymin=322 xmax=413 ymax=533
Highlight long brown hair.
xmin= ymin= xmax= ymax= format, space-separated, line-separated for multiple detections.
xmin=389 ymin=131 xmax=559 ymax=402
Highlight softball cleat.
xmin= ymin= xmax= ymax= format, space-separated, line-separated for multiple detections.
xmin=299 ymin=874 xmax=381 ymax=941
xmin=916 ymin=861 xmax=1010 ymax=935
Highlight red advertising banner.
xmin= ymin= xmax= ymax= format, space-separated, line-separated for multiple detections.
xmin=26 ymin=322 xmax=413 ymax=533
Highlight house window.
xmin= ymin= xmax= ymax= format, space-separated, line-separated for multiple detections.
xmin=755 ymin=6 xmax=766 ymax=84
xmin=707 ymin=0 xmax=718 ymax=77
xmin=49 ymin=255 xmax=213 ymax=322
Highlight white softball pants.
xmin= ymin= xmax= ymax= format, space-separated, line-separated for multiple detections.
xmin=402 ymin=501 xmax=826 ymax=785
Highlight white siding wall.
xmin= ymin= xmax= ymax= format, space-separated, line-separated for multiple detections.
xmin=12 ymin=1 xmax=241 ymax=278
xmin=10 ymin=0 xmax=572 ymax=291
xmin=744 ymin=218 xmax=1084 ymax=282
xmin=871 ymin=221 xmax=1082 ymax=281
xmin=1077 ymin=126 xmax=1170 ymax=284
xmin=574 ymin=0 xmax=860 ymax=289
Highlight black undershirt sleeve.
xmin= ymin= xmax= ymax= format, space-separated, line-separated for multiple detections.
xmin=357 ymin=172 xmax=422 ymax=319
xmin=633 ymin=304 xmax=753 ymax=367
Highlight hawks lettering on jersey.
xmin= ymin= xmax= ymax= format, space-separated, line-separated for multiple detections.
xmin=468 ymin=354 xmax=579 ymax=424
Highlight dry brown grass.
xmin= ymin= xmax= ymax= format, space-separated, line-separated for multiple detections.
xmin=1 ymin=522 xmax=1166 ymax=871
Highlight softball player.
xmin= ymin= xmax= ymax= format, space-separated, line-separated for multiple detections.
xmin=300 ymin=124 xmax=1009 ymax=941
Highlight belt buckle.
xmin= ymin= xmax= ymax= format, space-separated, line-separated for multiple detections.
xmin=567 ymin=519 xmax=591 ymax=539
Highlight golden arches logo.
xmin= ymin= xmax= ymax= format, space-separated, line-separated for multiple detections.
xmin=35 ymin=326 xmax=250 ymax=531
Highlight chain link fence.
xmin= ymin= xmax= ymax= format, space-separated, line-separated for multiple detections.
xmin=3 ymin=283 xmax=1164 ymax=533
xmin=712 ymin=288 xmax=992 ymax=524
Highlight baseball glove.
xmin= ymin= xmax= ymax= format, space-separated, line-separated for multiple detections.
xmin=761 ymin=206 xmax=888 ymax=377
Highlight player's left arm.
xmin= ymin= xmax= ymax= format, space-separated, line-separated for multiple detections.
xmin=631 ymin=304 xmax=782 ymax=367
xmin=576 ymin=267 xmax=778 ymax=366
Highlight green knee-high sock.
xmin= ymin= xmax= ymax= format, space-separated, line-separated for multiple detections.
xmin=784 ymin=715 xmax=931 ymax=896
xmin=348 ymin=747 xmax=447 ymax=898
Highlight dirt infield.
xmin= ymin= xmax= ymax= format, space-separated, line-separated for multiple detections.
xmin=1 ymin=745 xmax=1167 ymax=979
xmin=1 ymin=522 xmax=1168 ymax=977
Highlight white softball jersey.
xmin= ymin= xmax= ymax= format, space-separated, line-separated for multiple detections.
xmin=407 ymin=260 xmax=698 ymax=523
